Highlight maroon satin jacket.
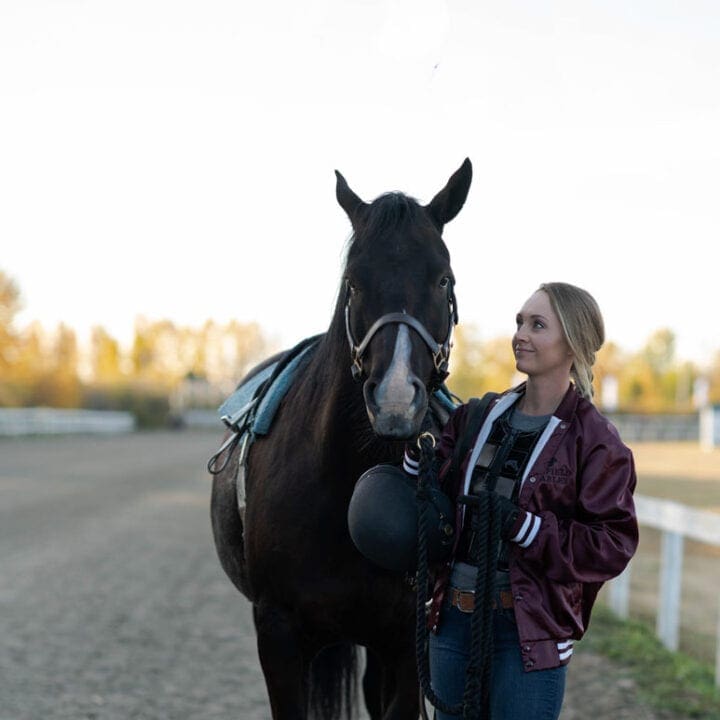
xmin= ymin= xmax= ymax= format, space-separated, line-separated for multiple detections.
xmin=429 ymin=382 xmax=639 ymax=672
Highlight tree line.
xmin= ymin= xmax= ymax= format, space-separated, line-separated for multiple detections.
xmin=448 ymin=325 xmax=720 ymax=413
xmin=1 ymin=270 xmax=719 ymax=423
xmin=0 ymin=270 xmax=271 ymax=424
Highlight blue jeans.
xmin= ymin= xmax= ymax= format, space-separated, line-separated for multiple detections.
xmin=428 ymin=604 xmax=566 ymax=720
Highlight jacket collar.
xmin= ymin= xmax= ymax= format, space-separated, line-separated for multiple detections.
xmin=504 ymin=381 xmax=581 ymax=423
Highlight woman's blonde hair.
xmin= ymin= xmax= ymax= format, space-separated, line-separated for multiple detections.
xmin=538 ymin=282 xmax=605 ymax=400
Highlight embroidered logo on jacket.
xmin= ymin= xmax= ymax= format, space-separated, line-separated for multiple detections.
xmin=544 ymin=463 xmax=573 ymax=480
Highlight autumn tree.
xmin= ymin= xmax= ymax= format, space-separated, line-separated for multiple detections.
xmin=89 ymin=326 xmax=124 ymax=382
xmin=14 ymin=322 xmax=48 ymax=383
xmin=594 ymin=341 xmax=625 ymax=409
xmin=130 ymin=316 xmax=270 ymax=388
xmin=0 ymin=271 xmax=27 ymax=404
xmin=26 ymin=324 xmax=82 ymax=407
xmin=704 ymin=350 xmax=720 ymax=405
xmin=0 ymin=270 xmax=22 ymax=376
xmin=203 ymin=320 xmax=268 ymax=386
xmin=447 ymin=325 xmax=516 ymax=401
xmin=2 ymin=264 xmax=717 ymax=416
xmin=614 ymin=329 xmax=681 ymax=412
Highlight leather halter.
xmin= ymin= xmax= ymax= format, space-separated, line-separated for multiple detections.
xmin=344 ymin=282 xmax=458 ymax=387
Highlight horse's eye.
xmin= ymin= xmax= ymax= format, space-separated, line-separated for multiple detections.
xmin=439 ymin=276 xmax=450 ymax=289
xmin=345 ymin=279 xmax=357 ymax=297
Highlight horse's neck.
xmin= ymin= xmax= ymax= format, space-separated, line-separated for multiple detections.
xmin=296 ymin=344 xmax=396 ymax=470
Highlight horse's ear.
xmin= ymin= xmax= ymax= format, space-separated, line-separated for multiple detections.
xmin=425 ymin=158 xmax=473 ymax=232
xmin=335 ymin=170 xmax=368 ymax=227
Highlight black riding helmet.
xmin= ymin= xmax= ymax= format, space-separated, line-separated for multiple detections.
xmin=347 ymin=464 xmax=455 ymax=573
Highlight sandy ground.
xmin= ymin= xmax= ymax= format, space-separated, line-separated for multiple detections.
xmin=0 ymin=430 xmax=680 ymax=719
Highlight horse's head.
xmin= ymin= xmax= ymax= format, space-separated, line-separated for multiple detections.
xmin=334 ymin=159 xmax=472 ymax=440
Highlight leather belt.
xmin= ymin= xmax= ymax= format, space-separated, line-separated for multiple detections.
xmin=449 ymin=588 xmax=514 ymax=613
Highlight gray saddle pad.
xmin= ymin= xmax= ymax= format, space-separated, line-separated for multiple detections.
xmin=217 ymin=339 xmax=319 ymax=436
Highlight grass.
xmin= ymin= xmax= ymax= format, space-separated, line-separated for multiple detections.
xmin=630 ymin=441 xmax=720 ymax=510
xmin=578 ymin=604 xmax=720 ymax=719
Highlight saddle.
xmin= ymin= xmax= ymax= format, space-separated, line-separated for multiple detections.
xmin=208 ymin=334 xmax=458 ymax=517
xmin=207 ymin=335 xmax=321 ymax=519
xmin=217 ymin=334 xmax=322 ymax=437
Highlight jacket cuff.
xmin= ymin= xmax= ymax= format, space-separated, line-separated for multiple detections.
xmin=403 ymin=449 xmax=420 ymax=476
xmin=508 ymin=510 xmax=541 ymax=548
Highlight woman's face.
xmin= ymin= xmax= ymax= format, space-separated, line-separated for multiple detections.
xmin=513 ymin=290 xmax=573 ymax=379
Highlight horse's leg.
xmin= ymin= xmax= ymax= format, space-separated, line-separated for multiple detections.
xmin=374 ymin=644 xmax=421 ymax=720
xmin=362 ymin=649 xmax=384 ymax=720
xmin=254 ymin=601 xmax=309 ymax=720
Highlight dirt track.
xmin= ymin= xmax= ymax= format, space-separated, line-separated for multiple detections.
xmin=0 ymin=430 xmax=672 ymax=719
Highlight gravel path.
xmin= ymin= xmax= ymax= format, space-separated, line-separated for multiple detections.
xmin=0 ymin=430 xmax=670 ymax=719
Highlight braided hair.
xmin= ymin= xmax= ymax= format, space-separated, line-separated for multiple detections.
xmin=538 ymin=282 xmax=605 ymax=400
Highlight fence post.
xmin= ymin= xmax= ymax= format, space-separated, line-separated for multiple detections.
xmin=700 ymin=404 xmax=720 ymax=450
xmin=716 ymin=594 xmax=720 ymax=688
xmin=608 ymin=563 xmax=631 ymax=619
xmin=656 ymin=530 xmax=684 ymax=651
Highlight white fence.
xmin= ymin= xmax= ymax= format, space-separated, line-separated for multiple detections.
xmin=607 ymin=493 xmax=720 ymax=686
xmin=701 ymin=405 xmax=720 ymax=450
xmin=606 ymin=412 xmax=699 ymax=442
xmin=0 ymin=408 xmax=135 ymax=436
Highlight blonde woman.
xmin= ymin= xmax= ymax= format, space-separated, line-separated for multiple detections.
xmin=405 ymin=282 xmax=639 ymax=719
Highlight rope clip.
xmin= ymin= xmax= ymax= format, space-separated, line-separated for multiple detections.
xmin=416 ymin=431 xmax=436 ymax=450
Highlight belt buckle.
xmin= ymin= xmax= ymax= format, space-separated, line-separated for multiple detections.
xmin=496 ymin=590 xmax=514 ymax=609
xmin=454 ymin=589 xmax=475 ymax=613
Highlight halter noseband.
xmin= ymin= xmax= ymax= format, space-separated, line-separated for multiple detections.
xmin=344 ymin=282 xmax=458 ymax=388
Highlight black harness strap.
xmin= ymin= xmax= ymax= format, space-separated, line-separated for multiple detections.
xmin=449 ymin=392 xmax=499 ymax=490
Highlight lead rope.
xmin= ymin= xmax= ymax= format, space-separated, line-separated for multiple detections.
xmin=461 ymin=490 xmax=500 ymax=719
xmin=415 ymin=431 xmax=501 ymax=720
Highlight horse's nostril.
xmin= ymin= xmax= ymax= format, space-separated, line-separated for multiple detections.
xmin=411 ymin=379 xmax=428 ymax=412
xmin=364 ymin=380 xmax=379 ymax=406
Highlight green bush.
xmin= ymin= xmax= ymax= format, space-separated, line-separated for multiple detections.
xmin=81 ymin=383 xmax=171 ymax=428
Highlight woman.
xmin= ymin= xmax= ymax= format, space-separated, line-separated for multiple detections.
xmin=404 ymin=282 xmax=639 ymax=719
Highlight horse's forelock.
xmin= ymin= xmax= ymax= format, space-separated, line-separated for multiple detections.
xmin=347 ymin=192 xmax=448 ymax=264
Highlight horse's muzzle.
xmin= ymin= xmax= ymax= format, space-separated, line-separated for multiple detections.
xmin=363 ymin=383 xmax=427 ymax=439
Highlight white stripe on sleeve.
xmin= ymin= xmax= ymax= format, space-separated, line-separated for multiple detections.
xmin=515 ymin=513 xmax=541 ymax=548
xmin=557 ymin=640 xmax=574 ymax=661
xmin=403 ymin=453 xmax=420 ymax=476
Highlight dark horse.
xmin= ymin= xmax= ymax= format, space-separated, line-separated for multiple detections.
xmin=210 ymin=159 xmax=472 ymax=720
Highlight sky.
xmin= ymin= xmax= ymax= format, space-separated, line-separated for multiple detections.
xmin=1 ymin=1 xmax=718 ymax=367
